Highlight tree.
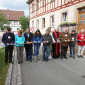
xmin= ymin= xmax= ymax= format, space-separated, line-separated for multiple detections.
xmin=0 ymin=12 xmax=9 ymax=31
xmin=19 ymin=16 xmax=29 ymax=31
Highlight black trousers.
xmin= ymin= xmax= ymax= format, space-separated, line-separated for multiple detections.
xmin=61 ymin=46 xmax=68 ymax=58
xmin=5 ymin=46 xmax=13 ymax=63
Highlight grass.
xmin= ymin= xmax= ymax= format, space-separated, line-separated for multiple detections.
xmin=0 ymin=48 xmax=9 ymax=85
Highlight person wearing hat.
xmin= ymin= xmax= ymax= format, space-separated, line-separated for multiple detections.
xmin=2 ymin=27 xmax=15 ymax=64
xmin=33 ymin=30 xmax=42 ymax=62
xmin=42 ymin=29 xmax=52 ymax=62
xmin=69 ymin=30 xmax=77 ymax=59
xmin=15 ymin=30 xmax=25 ymax=64
xmin=52 ymin=28 xmax=61 ymax=59
xmin=24 ymin=28 xmax=33 ymax=62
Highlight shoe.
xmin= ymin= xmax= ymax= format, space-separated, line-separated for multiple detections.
xmin=35 ymin=58 xmax=38 ymax=62
xmin=80 ymin=55 xmax=83 ymax=58
xmin=64 ymin=57 xmax=68 ymax=59
xmin=70 ymin=56 xmax=72 ymax=58
xmin=77 ymin=55 xmax=80 ymax=58
xmin=73 ymin=56 xmax=75 ymax=59
xmin=45 ymin=60 xmax=48 ymax=62
xmin=18 ymin=61 xmax=21 ymax=64
xmin=21 ymin=61 xmax=23 ymax=63
xmin=29 ymin=60 xmax=32 ymax=62
xmin=37 ymin=58 xmax=40 ymax=60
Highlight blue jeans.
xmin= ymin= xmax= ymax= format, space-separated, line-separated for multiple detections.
xmin=42 ymin=46 xmax=50 ymax=60
xmin=25 ymin=48 xmax=32 ymax=60
xmin=70 ymin=45 xmax=75 ymax=56
xmin=34 ymin=45 xmax=40 ymax=56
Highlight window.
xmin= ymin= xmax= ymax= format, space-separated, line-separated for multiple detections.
xmin=42 ymin=0 xmax=45 ymax=7
xmin=84 ymin=14 xmax=85 ymax=18
xmin=32 ymin=21 xmax=34 ymax=27
xmin=80 ymin=20 xmax=82 ymax=24
xmin=51 ymin=0 xmax=54 ymax=2
xmin=51 ymin=15 xmax=54 ymax=27
xmin=62 ymin=12 xmax=67 ymax=22
xmin=84 ymin=20 xmax=85 ymax=24
xmin=42 ymin=18 xmax=45 ymax=27
xmin=37 ymin=0 xmax=39 ymax=10
xmin=80 ymin=14 xmax=83 ymax=18
xmin=32 ymin=3 xmax=34 ymax=12
xmin=37 ymin=20 xmax=39 ymax=28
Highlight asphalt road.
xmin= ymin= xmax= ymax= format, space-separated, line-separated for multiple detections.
xmin=21 ymin=47 xmax=85 ymax=85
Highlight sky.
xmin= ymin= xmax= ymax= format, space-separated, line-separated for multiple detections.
xmin=0 ymin=0 xmax=29 ymax=16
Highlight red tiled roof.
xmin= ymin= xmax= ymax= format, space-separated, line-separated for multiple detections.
xmin=0 ymin=9 xmax=24 ymax=21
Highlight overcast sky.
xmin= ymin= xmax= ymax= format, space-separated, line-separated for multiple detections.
xmin=0 ymin=0 xmax=29 ymax=16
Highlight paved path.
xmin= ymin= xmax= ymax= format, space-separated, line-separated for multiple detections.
xmin=21 ymin=47 xmax=85 ymax=85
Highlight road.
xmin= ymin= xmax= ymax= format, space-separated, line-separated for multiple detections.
xmin=21 ymin=47 xmax=85 ymax=85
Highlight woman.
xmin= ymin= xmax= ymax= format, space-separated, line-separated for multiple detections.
xmin=52 ymin=28 xmax=61 ymax=58
xmin=33 ymin=30 xmax=42 ymax=62
xmin=15 ymin=30 xmax=25 ymax=64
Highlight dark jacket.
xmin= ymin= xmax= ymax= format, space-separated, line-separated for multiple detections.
xmin=24 ymin=32 xmax=33 ymax=49
xmin=42 ymin=34 xmax=52 ymax=46
xmin=2 ymin=32 xmax=15 ymax=45
xmin=69 ymin=33 xmax=77 ymax=46
xmin=59 ymin=32 xmax=71 ymax=46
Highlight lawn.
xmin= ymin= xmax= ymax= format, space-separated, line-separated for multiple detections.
xmin=0 ymin=48 xmax=9 ymax=85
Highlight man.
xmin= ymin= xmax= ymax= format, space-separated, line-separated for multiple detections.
xmin=42 ymin=29 xmax=52 ymax=62
xmin=69 ymin=30 xmax=76 ymax=59
xmin=24 ymin=28 xmax=33 ymax=62
xmin=77 ymin=29 xmax=85 ymax=58
xmin=2 ymin=27 xmax=15 ymax=64
xmin=52 ymin=28 xmax=61 ymax=58
xmin=59 ymin=27 xmax=71 ymax=59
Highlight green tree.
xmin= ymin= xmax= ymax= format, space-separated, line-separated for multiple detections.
xmin=0 ymin=12 xmax=9 ymax=31
xmin=19 ymin=16 xmax=29 ymax=31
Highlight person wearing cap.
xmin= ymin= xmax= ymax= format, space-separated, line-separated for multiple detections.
xmin=33 ymin=30 xmax=42 ymax=62
xmin=77 ymin=29 xmax=85 ymax=58
xmin=15 ymin=30 xmax=25 ymax=64
xmin=52 ymin=28 xmax=61 ymax=59
xmin=42 ymin=29 xmax=52 ymax=62
xmin=69 ymin=30 xmax=77 ymax=59
xmin=24 ymin=28 xmax=33 ymax=62
xmin=2 ymin=27 xmax=15 ymax=64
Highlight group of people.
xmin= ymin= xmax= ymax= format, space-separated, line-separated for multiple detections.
xmin=2 ymin=27 xmax=85 ymax=64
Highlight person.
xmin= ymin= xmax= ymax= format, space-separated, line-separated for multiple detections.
xmin=15 ymin=30 xmax=25 ymax=64
xmin=52 ymin=28 xmax=60 ymax=58
xmin=77 ymin=29 xmax=85 ymax=58
xmin=59 ymin=27 xmax=71 ymax=59
xmin=33 ymin=30 xmax=42 ymax=62
xmin=24 ymin=28 xmax=33 ymax=62
xmin=42 ymin=29 xmax=52 ymax=62
xmin=69 ymin=30 xmax=77 ymax=59
xmin=2 ymin=27 xmax=15 ymax=64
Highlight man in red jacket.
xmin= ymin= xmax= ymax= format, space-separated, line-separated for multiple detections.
xmin=77 ymin=29 xmax=85 ymax=58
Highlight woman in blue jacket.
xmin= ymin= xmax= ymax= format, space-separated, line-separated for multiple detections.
xmin=15 ymin=30 xmax=25 ymax=64
xmin=33 ymin=30 xmax=42 ymax=62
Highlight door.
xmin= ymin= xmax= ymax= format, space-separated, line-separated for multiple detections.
xmin=78 ymin=8 xmax=85 ymax=31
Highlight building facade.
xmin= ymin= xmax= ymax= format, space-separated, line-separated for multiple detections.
xmin=0 ymin=9 xmax=24 ymax=31
xmin=27 ymin=0 xmax=85 ymax=34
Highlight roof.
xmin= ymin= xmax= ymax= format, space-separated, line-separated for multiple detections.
xmin=27 ymin=0 xmax=34 ymax=4
xmin=0 ymin=9 xmax=24 ymax=21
